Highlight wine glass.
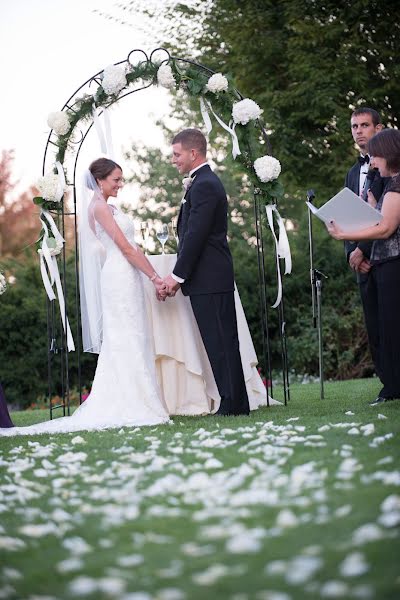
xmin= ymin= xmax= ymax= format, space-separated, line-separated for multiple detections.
xmin=156 ymin=223 xmax=169 ymax=254
xmin=171 ymin=217 xmax=179 ymax=245
xmin=140 ymin=222 xmax=150 ymax=255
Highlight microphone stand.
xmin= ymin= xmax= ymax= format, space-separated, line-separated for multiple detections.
xmin=307 ymin=189 xmax=328 ymax=400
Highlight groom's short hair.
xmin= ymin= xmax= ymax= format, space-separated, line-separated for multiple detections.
xmin=172 ymin=129 xmax=207 ymax=156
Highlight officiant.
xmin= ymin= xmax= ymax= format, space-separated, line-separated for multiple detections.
xmin=344 ymin=107 xmax=387 ymax=380
xmin=328 ymin=128 xmax=400 ymax=406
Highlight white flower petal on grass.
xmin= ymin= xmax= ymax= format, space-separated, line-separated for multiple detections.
xmin=320 ymin=580 xmax=349 ymax=597
xmin=2 ymin=567 xmax=22 ymax=580
xmin=369 ymin=433 xmax=394 ymax=447
xmin=69 ymin=576 xmax=98 ymax=595
xmin=33 ymin=469 xmax=50 ymax=478
xmin=19 ymin=523 xmax=58 ymax=538
xmin=381 ymin=494 xmax=400 ymax=512
xmin=360 ymin=424 xmax=375 ymax=436
xmin=377 ymin=456 xmax=393 ymax=465
xmin=377 ymin=413 xmax=387 ymax=420
xmin=71 ymin=436 xmax=86 ymax=445
xmin=56 ymin=451 xmax=87 ymax=463
xmin=192 ymin=564 xmax=228 ymax=585
xmin=226 ymin=529 xmax=263 ymax=554
xmin=352 ymin=523 xmax=383 ymax=545
xmin=62 ymin=537 xmax=92 ymax=555
xmin=347 ymin=427 xmax=360 ymax=435
xmin=204 ymin=458 xmax=223 ymax=469
xmin=181 ymin=542 xmax=215 ymax=557
xmin=116 ymin=554 xmax=144 ymax=567
xmin=276 ymin=509 xmax=299 ymax=528
xmin=156 ymin=560 xmax=183 ymax=578
xmin=378 ymin=511 xmax=400 ymax=528
xmin=285 ymin=556 xmax=323 ymax=584
xmin=56 ymin=557 xmax=84 ymax=573
xmin=98 ymin=577 xmax=126 ymax=595
xmin=339 ymin=552 xmax=369 ymax=577
xmin=265 ymin=560 xmax=287 ymax=575
xmin=0 ymin=587 xmax=16 ymax=600
xmin=345 ymin=411 xmax=355 ymax=416
xmin=157 ymin=589 xmax=186 ymax=600
xmin=335 ymin=505 xmax=352 ymax=518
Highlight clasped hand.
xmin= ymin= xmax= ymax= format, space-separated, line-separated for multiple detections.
xmin=154 ymin=273 xmax=180 ymax=302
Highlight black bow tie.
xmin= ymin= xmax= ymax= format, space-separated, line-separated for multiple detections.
xmin=358 ymin=155 xmax=370 ymax=165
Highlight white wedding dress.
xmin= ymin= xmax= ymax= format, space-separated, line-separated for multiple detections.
xmin=0 ymin=210 xmax=170 ymax=437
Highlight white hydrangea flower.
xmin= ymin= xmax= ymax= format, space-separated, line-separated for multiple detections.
xmin=36 ymin=173 xmax=67 ymax=202
xmin=0 ymin=272 xmax=7 ymax=295
xmin=254 ymin=155 xmax=282 ymax=182
xmin=47 ymin=237 xmax=64 ymax=256
xmin=47 ymin=111 xmax=71 ymax=136
xmin=206 ymin=73 xmax=229 ymax=93
xmin=157 ymin=64 xmax=176 ymax=89
xmin=232 ymin=98 xmax=263 ymax=125
xmin=101 ymin=64 xmax=127 ymax=95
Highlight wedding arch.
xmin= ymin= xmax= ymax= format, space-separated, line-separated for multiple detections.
xmin=35 ymin=48 xmax=291 ymax=418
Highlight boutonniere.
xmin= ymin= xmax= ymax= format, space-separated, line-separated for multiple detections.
xmin=182 ymin=175 xmax=196 ymax=192
xmin=181 ymin=175 xmax=196 ymax=204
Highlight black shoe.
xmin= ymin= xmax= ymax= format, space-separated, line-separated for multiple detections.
xmin=369 ymin=396 xmax=394 ymax=406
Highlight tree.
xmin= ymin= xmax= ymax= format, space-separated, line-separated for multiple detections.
xmin=105 ymin=0 xmax=400 ymax=212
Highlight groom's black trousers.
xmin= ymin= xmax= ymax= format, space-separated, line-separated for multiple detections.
xmin=190 ymin=292 xmax=250 ymax=415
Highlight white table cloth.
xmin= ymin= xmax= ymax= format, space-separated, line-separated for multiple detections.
xmin=143 ymin=254 xmax=279 ymax=415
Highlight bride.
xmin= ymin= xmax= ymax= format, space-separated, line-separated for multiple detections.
xmin=0 ymin=158 xmax=171 ymax=436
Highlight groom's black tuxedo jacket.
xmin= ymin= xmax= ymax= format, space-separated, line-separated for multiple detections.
xmin=173 ymin=164 xmax=234 ymax=296
xmin=344 ymin=162 xmax=387 ymax=278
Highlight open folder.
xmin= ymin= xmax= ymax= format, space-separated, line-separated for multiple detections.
xmin=306 ymin=187 xmax=382 ymax=231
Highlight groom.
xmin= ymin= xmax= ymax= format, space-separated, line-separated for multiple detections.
xmin=163 ymin=128 xmax=250 ymax=416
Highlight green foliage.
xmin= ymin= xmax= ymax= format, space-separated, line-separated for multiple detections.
xmin=0 ymin=255 xmax=97 ymax=409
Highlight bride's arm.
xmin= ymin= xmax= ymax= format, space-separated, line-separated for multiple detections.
xmin=93 ymin=201 xmax=164 ymax=288
xmin=327 ymin=191 xmax=400 ymax=241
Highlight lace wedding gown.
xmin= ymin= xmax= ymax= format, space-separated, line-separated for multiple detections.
xmin=0 ymin=211 xmax=170 ymax=437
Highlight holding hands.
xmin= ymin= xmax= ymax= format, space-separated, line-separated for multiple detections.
xmin=151 ymin=273 xmax=180 ymax=301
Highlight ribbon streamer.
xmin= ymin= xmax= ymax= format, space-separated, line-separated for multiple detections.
xmin=265 ymin=204 xmax=292 ymax=308
xmin=199 ymin=97 xmax=241 ymax=159
xmin=92 ymin=104 xmax=114 ymax=158
xmin=38 ymin=209 xmax=75 ymax=351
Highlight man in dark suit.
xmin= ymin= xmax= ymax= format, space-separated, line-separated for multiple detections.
xmin=345 ymin=107 xmax=385 ymax=378
xmin=163 ymin=128 xmax=250 ymax=415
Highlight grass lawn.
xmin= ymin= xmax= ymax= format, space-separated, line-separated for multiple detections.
xmin=0 ymin=378 xmax=399 ymax=600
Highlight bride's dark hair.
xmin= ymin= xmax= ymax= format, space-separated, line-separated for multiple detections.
xmin=89 ymin=158 xmax=122 ymax=182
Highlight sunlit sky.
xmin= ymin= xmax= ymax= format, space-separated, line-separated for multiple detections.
xmin=0 ymin=0 xmax=173 ymax=202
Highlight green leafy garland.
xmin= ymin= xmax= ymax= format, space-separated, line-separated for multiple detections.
xmin=36 ymin=54 xmax=283 ymax=213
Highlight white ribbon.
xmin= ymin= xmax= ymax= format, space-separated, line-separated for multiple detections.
xmin=38 ymin=209 xmax=75 ymax=351
xmin=199 ymin=96 xmax=241 ymax=159
xmin=92 ymin=103 xmax=114 ymax=158
xmin=265 ymin=204 xmax=292 ymax=308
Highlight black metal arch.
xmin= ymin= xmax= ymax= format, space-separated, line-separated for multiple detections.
xmin=42 ymin=47 xmax=289 ymax=419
